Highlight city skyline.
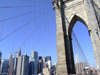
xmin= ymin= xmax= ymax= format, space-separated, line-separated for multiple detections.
xmin=0 ymin=0 xmax=97 ymax=69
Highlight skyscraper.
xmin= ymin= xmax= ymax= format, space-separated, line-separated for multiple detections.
xmin=47 ymin=60 xmax=52 ymax=69
xmin=14 ymin=48 xmax=21 ymax=58
xmin=76 ymin=54 xmax=79 ymax=63
xmin=13 ymin=58 xmax=18 ymax=75
xmin=1 ymin=59 xmax=9 ymax=73
xmin=38 ymin=58 xmax=43 ymax=74
xmin=16 ymin=56 xmax=22 ymax=75
xmin=75 ymin=62 xmax=88 ymax=74
xmin=22 ymin=54 xmax=29 ymax=75
xmin=16 ymin=54 xmax=29 ymax=75
xmin=29 ymin=51 xmax=38 ymax=75
xmin=8 ymin=59 xmax=14 ymax=75
xmin=18 ymin=48 xmax=21 ymax=57
xmin=29 ymin=58 xmax=34 ymax=75
xmin=0 ymin=51 xmax=2 ymax=73
xmin=0 ymin=51 xmax=2 ymax=64
xmin=9 ymin=53 xmax=12 ymax=60
xmin=45 ymin=56 xmax=51 ymax=62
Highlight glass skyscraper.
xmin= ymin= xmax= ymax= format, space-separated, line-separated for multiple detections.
xmin=29 ymin=51 xmax=38 ymax=75
xmin=1 ymin=59 xmax=9 ymax=73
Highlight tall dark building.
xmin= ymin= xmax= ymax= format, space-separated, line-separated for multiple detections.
xmin=0 ymin=51 xmax=2 ymax=64
xmin=45 ymin=56 xmax=51 ymax=62
xmin=8 ymin=59 xmax=14 ymax=75
xmin=1 ymin=59 xmax=9 ymax=73
xmin=39 ymin=56 xmax=42 ymax=60
xmin=29 ymin=60 xmax=34 ymax=75
xmin=29 ymin=51 xmax=38 ymax=75
xmin=37 ymin=59 xmax=43 ymax=74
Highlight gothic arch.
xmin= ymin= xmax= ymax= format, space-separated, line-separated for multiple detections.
xmin=68 ymin=15 xmax=89 ymax=37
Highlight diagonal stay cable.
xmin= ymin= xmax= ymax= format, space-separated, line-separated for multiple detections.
xmin=33 ymin=17 xmax=49 ymax=50
xmin=22 ymin=0 xmax=50 ymax=4
xmin=13 ymin=16 xmax=48 ymax=56
xmin=0 ymin=5 xmax=49 ymax=8
xmin=0 ymin=9 xmax=50 ymax=42
xmin=0 ymin=7 xmax=50 ymax=22
xmin=72 ymin=31 xmax=90 ymax=65
xmin=0 ymin=0 xmax=8 ymax=40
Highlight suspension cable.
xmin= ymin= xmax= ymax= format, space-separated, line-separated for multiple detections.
xmin=0 ymin=9 xmax=50 ymax=42
xmin=23 ymin=0 xmax=27 ymax=55
xmin=42 ymin=3 xmax=53 ymax=56
xmin=12 ymin=0 xmax=19 ymax=55
xmin=0 ymin=5 xmax=50 ymax=8
xmin=0 ymin=7 xmax=50 ymax=22
xmin=72 ymin=31 xmax=89 ymax=65
xmin=22 ymin=0 xmax=50 ymax=4
xmin=13 ymin=14 xmax=48 ymax=56
xmin=0 ymin=0 xmax=8 ymax=40
xmin=31 ymin=0 xmax=34 ymax=50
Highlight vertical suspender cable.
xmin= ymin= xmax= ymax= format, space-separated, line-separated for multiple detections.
xmin=0 ymin=0 xmax=8 ymax=40
xmin=12 ymin=0 xmax=19 ymax=55
xmin=31 ymin=1 xmax=33 ymax=50
xmin=31 ymin=1 xmax=34 ymax=75
xmin=23 ymin=0 xmax=27 ymax=54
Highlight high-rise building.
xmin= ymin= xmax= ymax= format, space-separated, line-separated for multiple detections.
xmin=13 ymin=58 xmax=18 ymax=75
xmin=1 ymin=59 xmax=9 ymax=73
xmin=29 ymin=51 xmax=38 ymax=75
xmin=8 ymin=59 xmax=14 ymax=75
xmin=29 ymin=59 xmax=34 ymax=75
xmin=0 ymin=51 xmax=2 ymax=73
xmin=37 ymin=59 xmax=43 ymax=74
xmin=42 ymin=57 xmax=46 ymax=64
xmin=14 ymin=48 xmax=21 ymax=58
xmin=16 ymin=54 xmax=29 ymax=75
xmin=75 ymin=62 xmax=88 ymax=74
xmin=76 ymin=54 xmax=79 ymax=63
xmin=9 ymin=53 xmax=12 ymax=60
xmin=0 ymin=51 xmax=2 ymax=64
xmin=52 ymin=63 xmax=57 ymax=72
xmin=22 ymin=54 xmax=29 ymax=75
xmin=18 ymin=48 xmax=21 ymax=57
xmin=14 ymin=52 xmax=18 ymax=58
xmin=47 ymin=60 xmax=52 ymax=69
xmin=43 ymin=68 xmax=50 ymax=75
xmin=16 ymin=56 xmax=23 ymax=75
xmin=45 ymin=56 xmax=51 ymax=62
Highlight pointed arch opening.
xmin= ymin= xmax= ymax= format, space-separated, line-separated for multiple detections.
xmin=66 ymin=15 xmax=96 ymax=74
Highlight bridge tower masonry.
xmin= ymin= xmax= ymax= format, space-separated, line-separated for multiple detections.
xmin=52 ymin=0 xmax=100 ymax=75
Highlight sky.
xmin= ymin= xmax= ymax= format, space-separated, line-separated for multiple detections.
xmin=0 ymin=0 xmax=96 ymax=68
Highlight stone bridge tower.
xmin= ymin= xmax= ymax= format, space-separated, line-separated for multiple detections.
xmin=52 ymin=0 xmax=100 ymax=75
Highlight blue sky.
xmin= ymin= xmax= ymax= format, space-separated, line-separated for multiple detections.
xmin=0 ymin=0 xmax=96 ymax=68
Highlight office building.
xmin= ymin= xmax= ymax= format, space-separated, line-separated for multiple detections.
xmin=9 ymin=53 xmax=12 ymax=60
xmin=42 ymin=57 xmax=46 ymax=63
xmin=8 ymin=59 xmax=14 ymax=75
xmin=13 ymin=58 xmax=18 ymax=75
xmin=45 ymin=56 xmax=51 ymax=62
xmin=75 ymin=62 xmax=88 ymax=74
xmin=76 ymin=54 xmax=79 ymax=63
xmin=29 ymin=59 xmax=34 ymax=75
xmin=43 ymin=68 xmax=50 ymax=75
xmin=1 ymin=59 xmax=9 ymax=73
xmin=37 ymin=58 xmax=43 ymax=74
xmin=0 ymin=51 xmax=2 ymax=64
xmin=16 ymin=54 xmax=29 ymax=75
xmin=47 ymin=60 xmax=52 ymax=69
xmin=14 ymin=48 xmax=21 ymax=58
xmin=29 ymin=51 xmax=38 ymax=75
